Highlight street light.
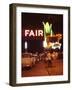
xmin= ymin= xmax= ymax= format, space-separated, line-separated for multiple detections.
xmin=25 ymin=41 xmax=27 ymax=52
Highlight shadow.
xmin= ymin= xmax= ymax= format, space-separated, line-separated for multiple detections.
xmin=5 ymin=82 xmax=9 ymax=85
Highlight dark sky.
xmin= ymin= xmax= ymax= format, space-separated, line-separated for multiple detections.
xmin=22 ymin=13 xmax=63 ymax=34
xmin=21 ymin=13 xmax=63 ymax=53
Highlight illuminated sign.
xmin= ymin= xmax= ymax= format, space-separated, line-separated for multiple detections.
xmin=22 ymin=29 xmax=44 ymax=40
xmin=22 ymin=21 xmax=54 ymax=41
xmin=25 ymin=29 xmax=43 ymax=37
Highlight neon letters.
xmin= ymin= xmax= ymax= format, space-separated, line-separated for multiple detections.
xmin=24 ymin=29 xmax=43 ymax=37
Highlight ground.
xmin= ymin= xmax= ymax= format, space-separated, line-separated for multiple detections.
xmin=22 ymin=59 xmax=63 ymax=77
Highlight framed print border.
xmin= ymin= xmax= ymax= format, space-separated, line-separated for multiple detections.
xmin=9 ymin=3 xmax=70 ymax=86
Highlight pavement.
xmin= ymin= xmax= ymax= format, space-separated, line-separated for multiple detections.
xmin=22 ymin=59 xmax=63 ymax=77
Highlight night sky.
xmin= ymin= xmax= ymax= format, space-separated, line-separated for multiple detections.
xmin=22 ymin=13 xmax=63 ymax=53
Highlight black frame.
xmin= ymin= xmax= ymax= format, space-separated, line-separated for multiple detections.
xmin=9 ymin=3 xmax=70 ymax=86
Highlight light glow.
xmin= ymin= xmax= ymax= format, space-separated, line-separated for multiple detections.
xmin=43 ymin=22 xmax=53 ymax=37
xmin=25 ymin=41 xmax=27 ymax=49
xmin=43 ymin=38 xmax=47 ymax=48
